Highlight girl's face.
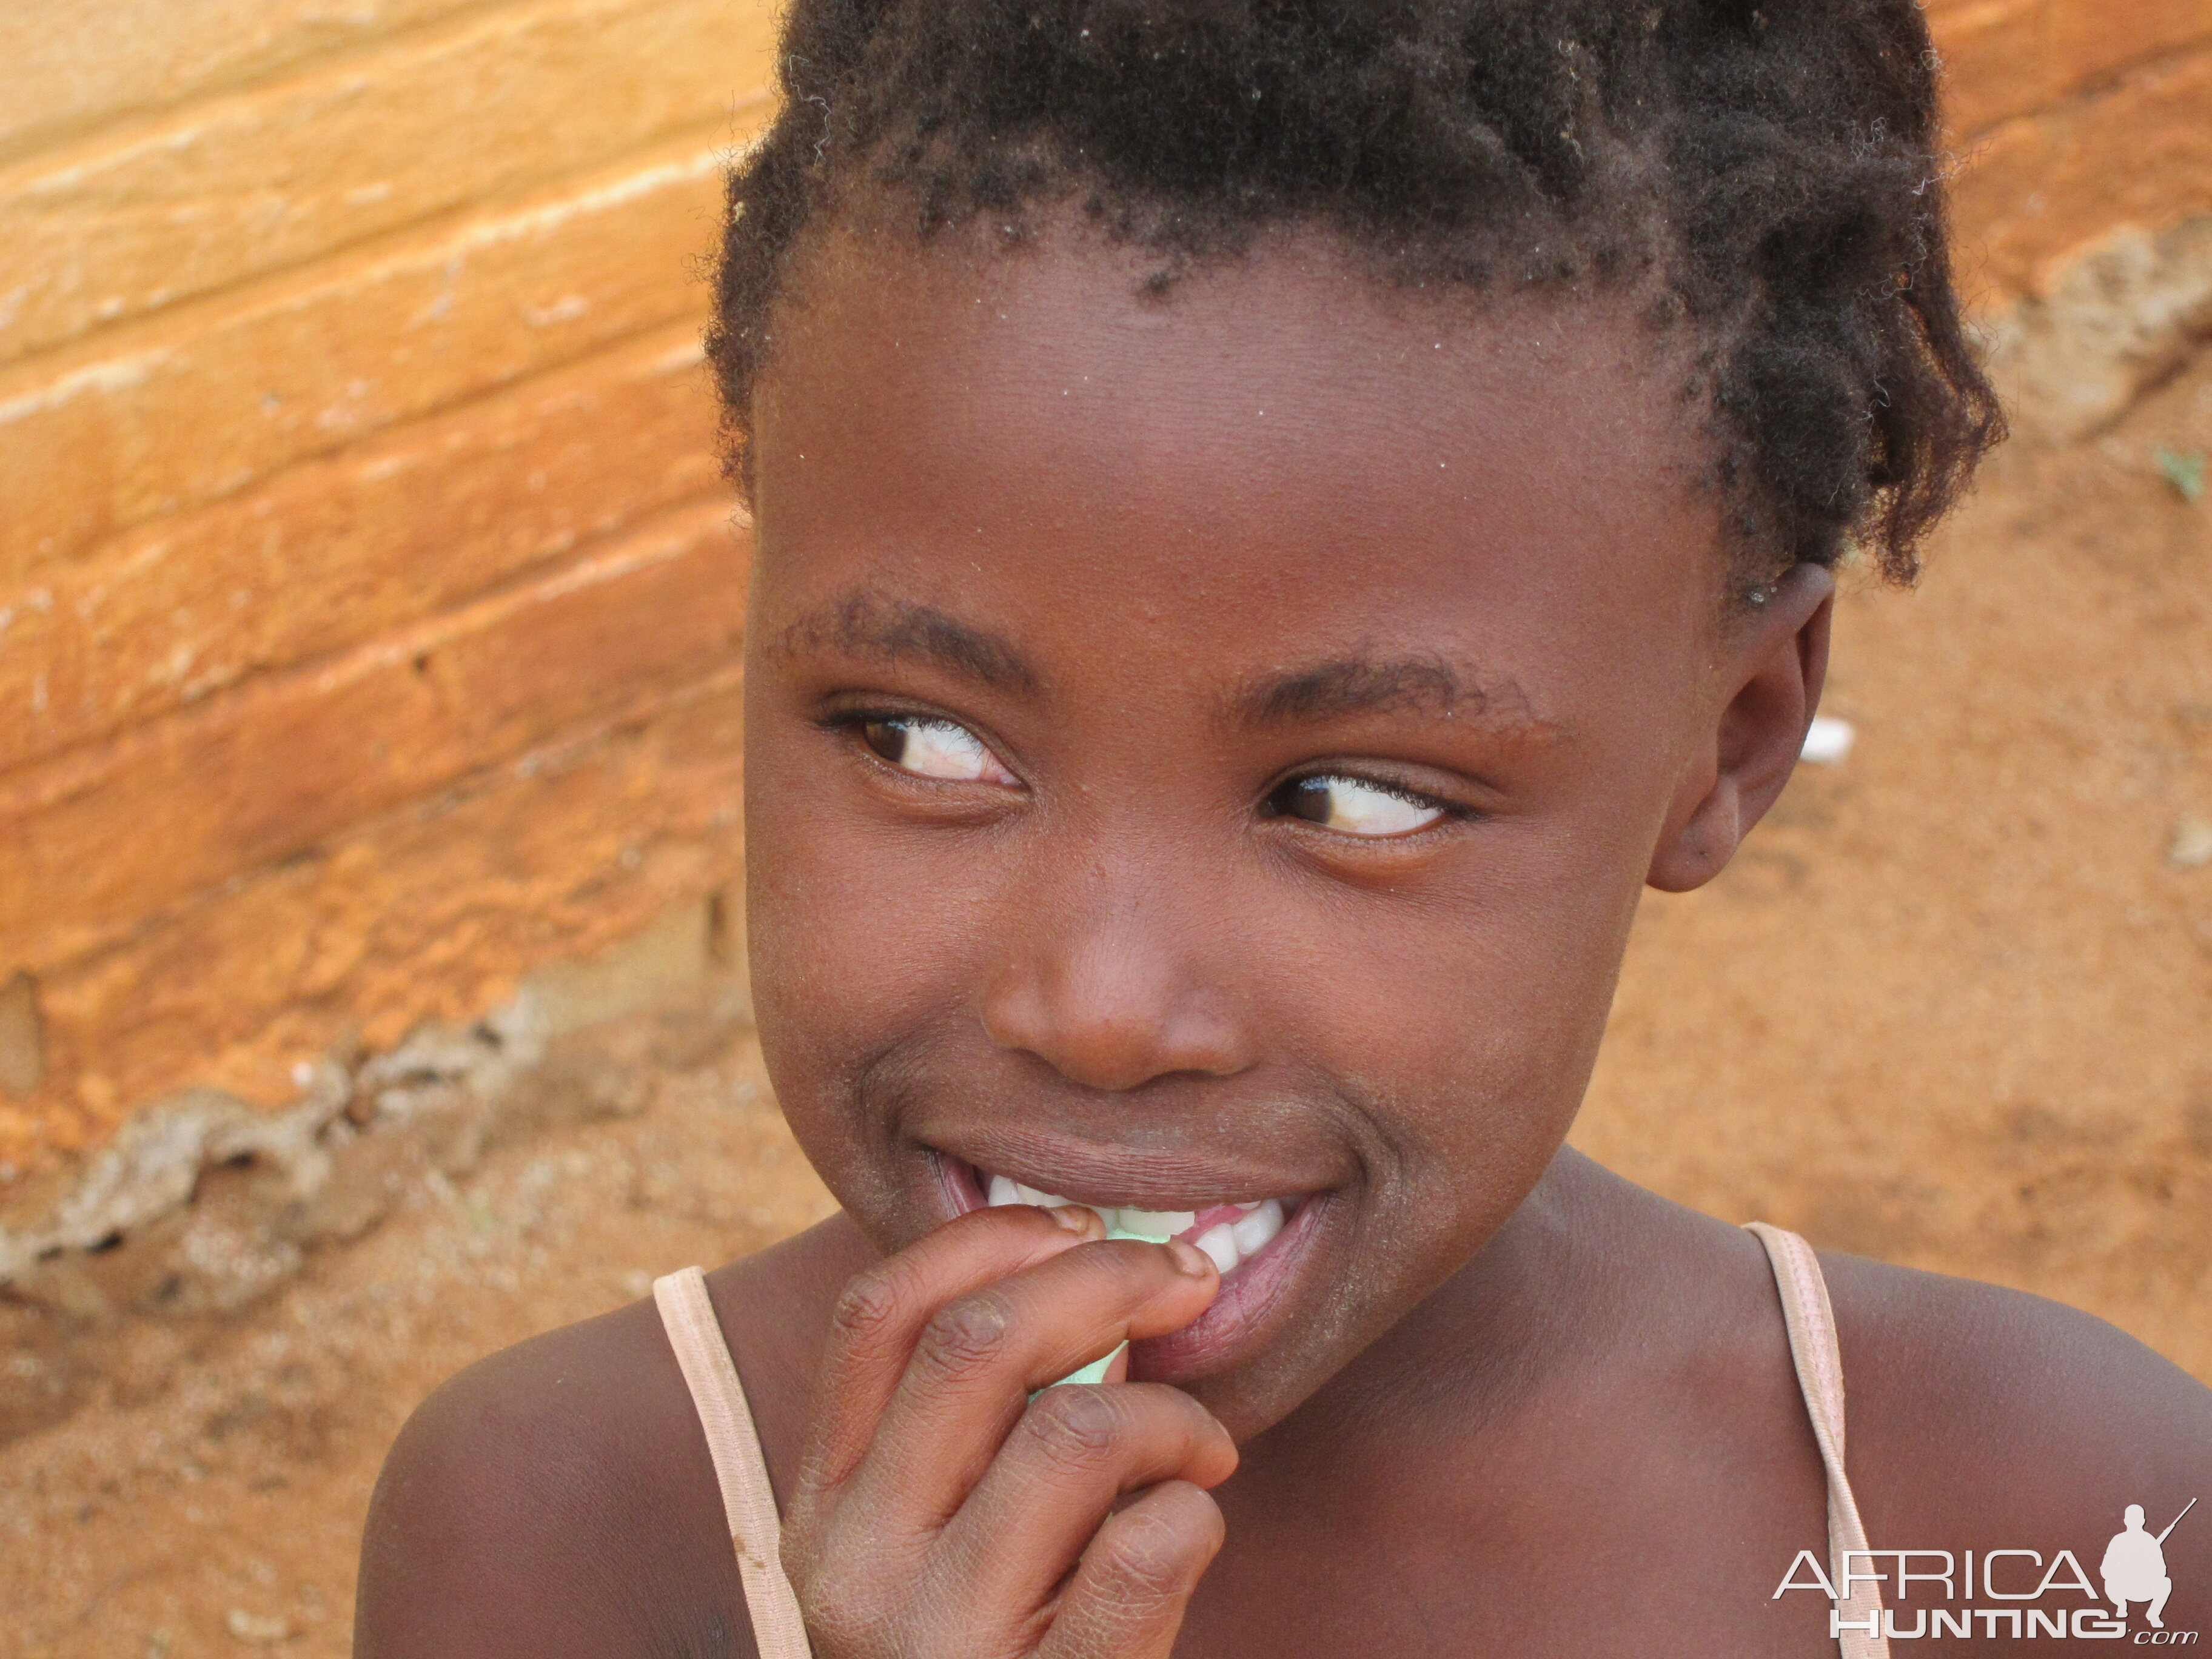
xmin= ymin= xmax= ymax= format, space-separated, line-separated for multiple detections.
xmin=742 ymin=224 xmax=1805 ymax=1436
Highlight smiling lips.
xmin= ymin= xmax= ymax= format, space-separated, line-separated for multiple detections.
xmin=977 ymin=1168 xmax=1304 ymax=1276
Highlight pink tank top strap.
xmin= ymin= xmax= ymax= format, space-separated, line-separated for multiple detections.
xmin=653 ymin=1266 xmax=816 ymax=1659
xmin=1745 ymin=1222 xmax=1891 ymax=1659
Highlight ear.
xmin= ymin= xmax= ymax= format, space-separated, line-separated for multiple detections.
xmin=1646 ymin=563 xmax=1835 ymax=894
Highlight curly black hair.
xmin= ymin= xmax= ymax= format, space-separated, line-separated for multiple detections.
xmin=708 ymin=0 xmax=2005 ymax=585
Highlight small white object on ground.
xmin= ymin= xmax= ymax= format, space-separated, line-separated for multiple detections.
xmin=2168 ymin=814 xmax=2212 ymax=871
xmin=226 ymin=1610 xmax=290 ymax=1644
xmin=1800 ymin=715 xmax=1856 ymax=765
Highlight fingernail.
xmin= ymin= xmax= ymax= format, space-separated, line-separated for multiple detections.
xmin=1165 ymin=1237 xmax=1215 ymax=1278
xmin=1047 ymin=1204 xmax=1104 ymax=1239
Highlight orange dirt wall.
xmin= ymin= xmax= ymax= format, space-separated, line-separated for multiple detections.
xmin=0 ymin=0 xmax=776 ymax=1173
xmin=0 ymin=0 xmax=2205 ymax=1176
xmin=1931 ymin=0 xmax=2212 ymax=296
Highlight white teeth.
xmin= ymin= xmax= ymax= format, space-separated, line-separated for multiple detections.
xmin=976 ymin=1169 xmax=1299 ymax=1273
xmin=1192 ymin=1224 xmax=1240 ymax=1273
xmin=1230 ymin=1197 xmax=1284 ymax=1256
xmin=1113 ymin=1208 xmax=1195 ymax=1240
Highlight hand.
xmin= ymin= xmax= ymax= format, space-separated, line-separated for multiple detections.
xmin=780 ymin=1203 xmax=1235 ymax=1659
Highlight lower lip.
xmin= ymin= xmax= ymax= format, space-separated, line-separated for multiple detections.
xmin=936 ymin=1154 xmax=1334 ymax=1380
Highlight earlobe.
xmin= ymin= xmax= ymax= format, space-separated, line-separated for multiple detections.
xmin=1646 ymin=563 xmax=1835 ymax=894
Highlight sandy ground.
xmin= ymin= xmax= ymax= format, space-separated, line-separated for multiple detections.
xmin=1 ymin=1034 xmax=840 ymax=1659
xmin=1 ymin=352 xmax=2207 ymax=1658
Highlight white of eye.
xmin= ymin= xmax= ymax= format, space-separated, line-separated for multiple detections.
xmin=860 ymin=717 xmax=1013 ymax=782
xmin=1277 ymin=774 xmax=1446 ymax=837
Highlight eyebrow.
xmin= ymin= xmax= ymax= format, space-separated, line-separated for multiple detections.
xmin=773 ymin=589 xmax=1039 ymax=693
xmin=1233 ymin=654 xmax=1561 ymax=738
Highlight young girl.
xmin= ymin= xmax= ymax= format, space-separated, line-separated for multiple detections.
xmin=355 ymin=2 xmax=2212 ymax=1654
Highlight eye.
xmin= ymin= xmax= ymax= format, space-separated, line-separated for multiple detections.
xmin=856 ymin=716 xmax=1014 ymax=783
xmin=1266 ymin=773 xmax=1447 ymax=837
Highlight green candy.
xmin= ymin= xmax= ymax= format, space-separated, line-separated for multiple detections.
xmin=1036 ymin=1219 xmax=1173 ymax=1392
xmin=1104 ymin=1218 xmax=1180 ymax=1242
xmin=1047 ymin=1349 xmax=1122 ymax=1389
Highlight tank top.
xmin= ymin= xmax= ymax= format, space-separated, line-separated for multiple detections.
xmin=651 ymin=1221 xmax=1889 ymax=1659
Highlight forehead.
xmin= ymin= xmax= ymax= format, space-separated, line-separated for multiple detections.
xmin=746 ymin=224 xmax=1725 ymax=698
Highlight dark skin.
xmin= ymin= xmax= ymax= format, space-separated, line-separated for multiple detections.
xmin=357 ymin=223 xmax=2212 ymax=1657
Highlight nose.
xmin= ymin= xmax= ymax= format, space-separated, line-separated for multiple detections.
xmin=980 ymin=869 xmax=1256 ymax=1092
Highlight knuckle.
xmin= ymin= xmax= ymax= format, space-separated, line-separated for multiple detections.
xmin=829 ymin=1269 xmax=909 ymax=1346
xmin=912 ymin=1293 xmax=1014 ymax=1384
xmin=795 ymin=1576 xmax=876 ymax=1650
xmin=789 ymin=1541 xmax=897 ymax=1651
xmin=1091 ymin=1507 xmax=1204 ymax=1606
xmin=1019 ymin=1384 xmax=1125 ymax=1472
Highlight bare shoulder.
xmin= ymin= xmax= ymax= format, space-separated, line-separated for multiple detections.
xmin=352 ymin=1213 xmax=876 ymax=1659
xmin=1827 ymin=1250 xmax=2212 ymax=1629
xmin=353 ymin=1287 xmax=752 ymax=1659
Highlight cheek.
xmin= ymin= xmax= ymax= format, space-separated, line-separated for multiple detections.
xmin=1300 ymin=848 xmax=1643 ymax=1118
xmin=741 ymin=723 xmax=991 ymax=1105
xmin=742 ymin=791 xmax=966 ymax=1233
xmin=1292 ymin=835 xmax=1647 ymax=1274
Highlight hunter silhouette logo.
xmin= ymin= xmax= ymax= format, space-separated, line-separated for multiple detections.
xmin=2106 ymin=1501 xmax=2194 ymax=1631
xmin=1773 ymin=1498 xmax=2200 ymax=1641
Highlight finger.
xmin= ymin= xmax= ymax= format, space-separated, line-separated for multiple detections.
xmin=834 ymin=1236 xmax=1218 ymax=1538
xmin=799 ymin=1204 xmax=1105 ymax=1498
xmin=1036 ymin=1480 xmax=1225 ymax=1659
xmin=937 ymin=1382 xmax=1236 ymax=1617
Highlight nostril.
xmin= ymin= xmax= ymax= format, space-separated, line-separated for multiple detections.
xmin=980 ymin=921 xmax=1256 ymax=1088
